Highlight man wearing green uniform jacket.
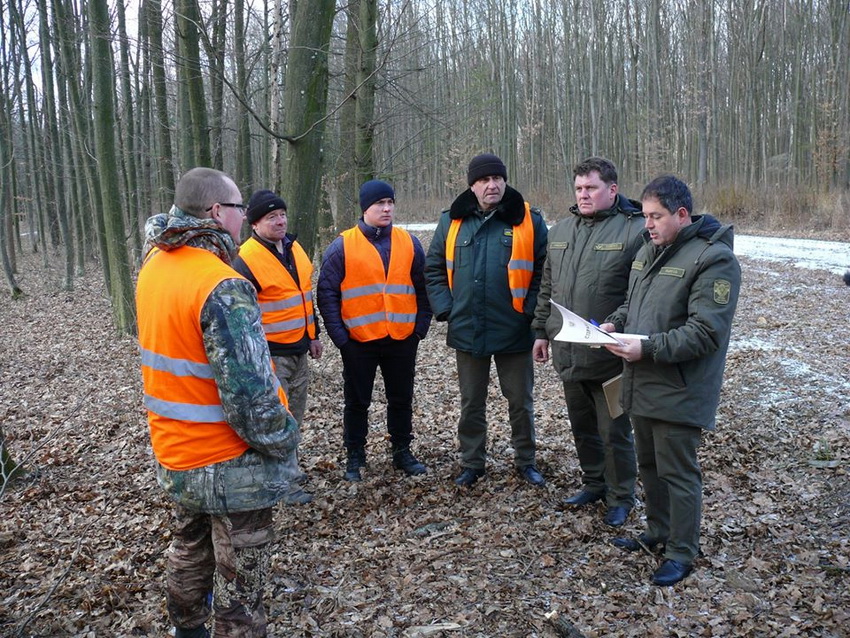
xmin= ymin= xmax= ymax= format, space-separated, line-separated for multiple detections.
xmin=532 ymin=157 xmax=643 ymax=528
xmin=600 ymin=175 xmax=740 ymax=586
xmin=425 ymin=153 xmax=548 ymax=488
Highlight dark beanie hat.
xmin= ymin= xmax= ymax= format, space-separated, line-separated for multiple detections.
xmin=246 ymin=189 xmax=287 ymax=224
xmin=359 ymin=180 xmax=395 ymax=212
xmin=467 ymin=153 xmax=507 ymax=185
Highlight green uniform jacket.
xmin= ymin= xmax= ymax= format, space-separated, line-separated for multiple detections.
xmin=532 ymin=194 xmax=644 ymax=383
xmin=425 ymin=186 xmax=548 ymax=357
xmin=606 ymin=214 xmax=741 ymax=430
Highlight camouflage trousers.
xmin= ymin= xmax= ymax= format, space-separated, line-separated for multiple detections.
xmin=270 ymin=352 xmax=310 ymax=427
xmin=271 ymin=354 xmax=310 ymax=500
xmin=166 ymin=504 xmax=275 ymax=637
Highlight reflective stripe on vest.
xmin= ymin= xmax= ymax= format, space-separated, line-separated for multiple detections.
xmin=136 ymin=246 xmax=286 ymax=471
xmin=445 ymin=203 xmax=534 ymax=312
xmin=340 ymin=226 xmax=417 ymax=342
xmin=237 ymin=236 xmax=317 ymax=344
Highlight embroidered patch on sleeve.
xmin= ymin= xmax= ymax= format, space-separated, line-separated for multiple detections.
xmin=549 ymin=241 xmax=568 ymax=250
xmin=714 ymin=279 xmax=732 ymax=304
xmin=632 ymin=260 xmax=644 ymax=271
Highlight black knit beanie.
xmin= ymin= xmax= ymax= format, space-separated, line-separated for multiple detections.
xmin=467 ymin=153 xmax=508 ymax=185
xmin=246 ymin=189 xmax=287 ymax=224
xmin=359 ymin=180 xmax=395 ymax=212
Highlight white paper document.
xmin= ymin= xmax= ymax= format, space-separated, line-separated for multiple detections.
xmin=550 ymin=300 xmax=647 ymax=346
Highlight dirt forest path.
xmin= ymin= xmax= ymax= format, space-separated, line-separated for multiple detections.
xmin=0 ymin=244 xmax=848 ymax=637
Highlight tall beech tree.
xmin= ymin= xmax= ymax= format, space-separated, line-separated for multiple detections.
xmin=90 ymin=0 xmax=137 ymax=334
xmin=280 ymin=0 xmax=336 ymax=258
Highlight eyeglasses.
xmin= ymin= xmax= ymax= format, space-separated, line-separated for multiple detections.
xmin=205 ymin=202 xmax=247 ymax=216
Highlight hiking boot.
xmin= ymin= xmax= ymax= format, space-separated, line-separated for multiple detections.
xmin=344 ymin=446 xmax=367 ymax=482
xmin=282 ymin=483 xmax=313 ymax=505
xmin=392 ymin=447 xmax=427 ymax=476
xmin=454 ymin=467 xmax=485 ymax=487
xmin=518 ymin=464 xmax=546 ymax=487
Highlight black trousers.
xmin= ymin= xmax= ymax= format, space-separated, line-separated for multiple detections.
xmin=340 ymin=335 xmax=419 ymax=450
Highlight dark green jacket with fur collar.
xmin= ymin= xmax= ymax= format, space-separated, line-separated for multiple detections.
xmin=425 ymin=185 xmax=548 ymax=357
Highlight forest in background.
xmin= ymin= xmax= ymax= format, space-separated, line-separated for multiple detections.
xmin=1 ymin=0 xmax=849 ymax=330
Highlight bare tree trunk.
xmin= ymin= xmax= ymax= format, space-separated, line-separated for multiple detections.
xmin=280 ymin=0 xmax=335 ymax=259
xmin=145 ymin=0 xmax=176 ymax=209
xmin=269 ymin=0 xmax=284 ymax=183
xmin=0 ymin=424 xmax=26 ymax=493
xmin=234 ymin=0 xmax=253 ymax=194
xmin=175 ymin=0 xmax=211 ymax=168
xmin=90 ymin=0 xmax=138 ymax=334
xmin=52 ymin=0 xmax=110 ymax=285
xmin=354 ymin=0 xmax=377 ymax=187
xmin=0 ymin=89 xmax=24 ymax=298
xmin=335 ymin=0 xmax=359 ymax=228
xmin=37 ymin=0 xmax=74 ymax=289
xmin=204 ymin=0 xmax=227 ymax=169
xmin=116 ymin=0 xmax=143 ymax=262
xmin=9 ymin=0 xmax=52 ymax=269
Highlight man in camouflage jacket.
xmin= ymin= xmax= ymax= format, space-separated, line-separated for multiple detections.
xmin=136 ymin=167 xmax=300 ymax=637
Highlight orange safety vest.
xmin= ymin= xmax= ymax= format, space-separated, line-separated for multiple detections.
xmin=340 ymin=226 xmax=417 ymax=342
xmin=136 ymin=246 xmax=287 ymax=471
xmin=237 ymin=236 xmax=317 ymax=344
xmin=445 ymin=203 xmax=535 ymax=313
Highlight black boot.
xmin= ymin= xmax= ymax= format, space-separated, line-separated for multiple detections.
xmin=344 ymin=446 xmax=367 ymax=482
xmin=392 ymin=446 xmax=427 ymax=476
xmin=174 ymin=626 xmax=210 ymax=638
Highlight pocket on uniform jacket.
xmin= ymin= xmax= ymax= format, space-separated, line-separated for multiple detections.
xmin=454 ymin=239 xmax=472 ymax=269
xmin=499 ymin=234 xmax=513 ymax=266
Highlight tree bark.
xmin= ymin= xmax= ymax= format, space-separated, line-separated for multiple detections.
xmin=280 ymin=0 xmax=335 ymax=259
xmin=145 ymin=0 xmax=176 ymax=210
xmin=234 ymin=0 xmax=253 ymax=194
xmin=175 ymin=0 xmax=211 ymax=168
xmin=37 ymin=0 xmax=75 ymax=289
xmin=89 ymin=0 xmax=138 ymax=334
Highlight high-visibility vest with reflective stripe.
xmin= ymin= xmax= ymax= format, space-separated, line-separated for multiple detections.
xmin=237 ymin=236 xmax=317 ymax=344
xmin=340 ymin=226 xmax=417 ymax=342
xmin=445 ymin=203 xmax=535 ymax=312
xmin=136 ymin=245 xmax=286 ymax=471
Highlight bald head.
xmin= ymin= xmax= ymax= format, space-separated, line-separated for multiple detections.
xmin=175 ymin=167 xmax=238 ymax=218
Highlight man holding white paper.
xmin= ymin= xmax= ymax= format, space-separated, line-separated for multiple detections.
xmin=601 ymin=175 xmax=740 ymax=586
xmin=532 ymin=157 xmax=644 ymax=527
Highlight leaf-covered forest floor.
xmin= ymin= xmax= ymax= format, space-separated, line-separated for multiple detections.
xmin=1 ymin=237 xmax=848 ymax=637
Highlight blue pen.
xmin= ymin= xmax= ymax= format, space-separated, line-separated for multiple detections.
xmin=590 ymin=319 xmax=599 ymax=327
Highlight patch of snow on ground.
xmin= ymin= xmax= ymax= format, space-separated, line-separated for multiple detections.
xmin=733 ymin=235 xmax=849 ymax=275
xmin=728 ymin=336 xmax=778 ymax=353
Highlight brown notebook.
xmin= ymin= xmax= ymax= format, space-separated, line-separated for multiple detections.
xmin=602 ymin=374 xmax=623 ymax=419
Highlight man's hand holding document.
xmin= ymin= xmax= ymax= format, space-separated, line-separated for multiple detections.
xmin=549 ymin=300 xmax=646 ymax=346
